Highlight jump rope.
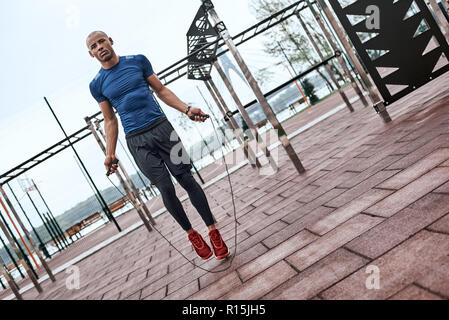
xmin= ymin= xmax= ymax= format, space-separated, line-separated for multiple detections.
xmin=106 ymin=113 xmax=238 ymax=273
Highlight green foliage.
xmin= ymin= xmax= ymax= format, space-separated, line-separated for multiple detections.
xmin=302 ymin=78 xmax=319 ymax=104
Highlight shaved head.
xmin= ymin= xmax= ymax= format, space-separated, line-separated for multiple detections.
xmin=86 ymin=30 xmax=108 ymax=47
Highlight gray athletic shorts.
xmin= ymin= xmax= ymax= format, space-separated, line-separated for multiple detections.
xmin=126 ymin=117 xmax=192 ymax=185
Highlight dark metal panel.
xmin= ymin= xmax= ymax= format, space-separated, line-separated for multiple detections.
xmin=328 ymin=0 xmax=449 ymax=106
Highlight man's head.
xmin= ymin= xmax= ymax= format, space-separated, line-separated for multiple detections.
xmin=86 ymin=31 xmax=115 ymax=62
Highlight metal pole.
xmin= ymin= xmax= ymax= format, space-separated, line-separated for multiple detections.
xmin=25 ymin=191 xmax=62 ymax=253
xmin=93 ymin=120 xmax=157 ymax=226
xmin=0 ymin=263 xmax=22 ymax=300
xmin=44 ymin=96 xmax=121 ymax=232
xmin=207 ymin=76 xmax=263 ymax=170
xmin=295 ymin=12 xmax=354 ymax=112
xmin=42 ymin=212 xmax=64 ymax=252
xmin=0 ymin=192 xmax=44 ymax=291
xmin=31 ymin=180 xmax=69 ymax=247
xmin=73 ymin=155 xmax=110 ymax=224
xmin=117 ymin=138 xmax=151 ymax=200
xmin=0 ymin=233 xmax=24 ymax=279
xmin=196 ymin=85 xmax=233 ymax=149
xmin=316 ymin=0 xmax=391 ymax=123
xmin=0 ymin=210 xmax=38 ymax=279
xmin=304 ymin=1 xmax=368 ymax=108
xmin=429 ymin=0 xmax=449 ymax=40
xmin=5 ymin=183 xmax=51 ymax=255
xmin=205 ymin=79 xmax=244 ymax=145
xmin=204 ymin=1 xmax=305 ymax=174
xmin=213 ymin=60 xmax=279 ymax=173
xmin=85 ymin=119 xmax=154 ymax=233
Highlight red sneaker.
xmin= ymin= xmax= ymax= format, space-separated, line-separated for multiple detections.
xmin=188 ymin=230 xmax=213 ymax=260
xmin=209 ymin=229 xmax=230 ymax=260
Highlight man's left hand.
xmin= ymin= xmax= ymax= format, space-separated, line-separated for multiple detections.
xmin=187 ymin=107 xmax=209 ymax=122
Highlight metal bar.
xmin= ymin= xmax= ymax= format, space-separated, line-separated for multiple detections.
xmin=85 ymin=119 xmax=154 ymax=233
xmin=93 ymin=121 xmax=156 ymax=226
xmin=25 ymin=191 xmax=62 ymax=253
xmin=0 ymin=190 xmax=45 ymax=291
xmin=44 ymin=97 xmax=121 ymax=233
xmin=31 ymin=180 xmax=70 ymax=247
xmin=5 ymin=183 xmax=50 ymax=256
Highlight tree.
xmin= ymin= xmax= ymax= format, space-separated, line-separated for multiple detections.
xmin=250 ymin=0 xmax=336 ymax=91
xmin=302 ymin=78 xmax=319 ymax=105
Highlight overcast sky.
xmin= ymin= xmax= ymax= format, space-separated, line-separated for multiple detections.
xmin=0 ymin=0 xmax=298 ymax=231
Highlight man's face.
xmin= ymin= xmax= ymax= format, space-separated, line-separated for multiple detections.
xmin=87 ymin=32 xmax=115 ymax=62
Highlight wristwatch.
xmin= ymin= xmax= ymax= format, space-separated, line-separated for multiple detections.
xmin=185 ymin=105 xmax=191 ymax=115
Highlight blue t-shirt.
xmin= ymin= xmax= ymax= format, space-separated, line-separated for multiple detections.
xmin=89 ymin=54 xmax=164 ymax=134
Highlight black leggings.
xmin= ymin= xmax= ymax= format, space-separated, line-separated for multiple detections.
xmin=154 ymin=171 xmax=215 ymax=231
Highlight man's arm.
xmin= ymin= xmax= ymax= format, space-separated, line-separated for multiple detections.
xmin=99 ymin=100 xmax=119 ymax=173
xmin=146 ymin=74 xmax=208 ymax=122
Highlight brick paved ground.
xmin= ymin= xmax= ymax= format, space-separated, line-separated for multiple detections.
xmin=2 ymin=73 xmax=449 ymax=300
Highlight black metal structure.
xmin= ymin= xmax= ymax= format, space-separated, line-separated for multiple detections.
xmin=187 ymin=5 xmax=219 ymax=80
xmin=160 ymin=0 xmax=312 ymax=85
xmin=328 ymin=0 xmax=449 ymax=108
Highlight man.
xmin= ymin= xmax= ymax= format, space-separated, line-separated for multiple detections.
xmin=87 ymin=31 xmax=229 ymax=260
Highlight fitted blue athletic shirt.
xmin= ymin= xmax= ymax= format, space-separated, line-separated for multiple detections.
xmin=89 ymin=54 xmax=164 ymax=134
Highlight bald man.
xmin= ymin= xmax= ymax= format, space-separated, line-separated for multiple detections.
xmin=87 ymin=31 xmax=229 ymax=261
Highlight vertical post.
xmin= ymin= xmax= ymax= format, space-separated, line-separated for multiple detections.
xmin=6 ymin=183 xmax=52 ymax=254
xmin=429 ymin=0 xmax=449 ymax=40
xmin=204 ymin=0 xmax=305 ymax=174
xmin=94 ymin=120 xmax=157 ymax=226
xmin=0 ymin=233 xmax=24 ymax=279
xmin=315 ymin=0 xmax=391 ymax=123
xmin=0 ymin=206 xmax=43 ymax=293
xmin=117 ymin=138 xmax=151 ymax=200
xmin=25 ymin=191 xmax=62 ymax=252
xmin=44 ymin=97 xmax=121 ymax=232
xmin=304 ymin=0 xmax=368 ymax=107
xmin=196 ymin=85 xmax=233 ymax=149
xmin=31 ymin=180 xmax=70 ymax=247
xmin=0 ymin=186 xmax=55 ymax=284
xmin=213 ymin=60 xmax=279 ymax=173
xmin=296 ymin=12 xmax=355 ymax=112
xmin=73 ymin=155 xmax=110 ymax=224
xmin=205 ymin=79 xmax=244 ymax=145
xmin=1 ymin=264 xmax=22 ymax=300
xmin=85 ymin=118 xmax=154 ymax=233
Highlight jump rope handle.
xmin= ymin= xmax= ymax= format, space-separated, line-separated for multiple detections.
xmin=190 ymin=114 xmax=210 ymax=121
xmin=106 ymin=159 xmax=119 ymax=176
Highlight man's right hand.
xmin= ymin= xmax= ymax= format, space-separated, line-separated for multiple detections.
xmin=105 ymin=155 xmax=119 ymax=175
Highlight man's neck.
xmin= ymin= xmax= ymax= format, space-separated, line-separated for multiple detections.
xmin=101 ymin=54 xmax=120 ymax=70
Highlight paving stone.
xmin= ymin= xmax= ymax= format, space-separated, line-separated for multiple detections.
xmin=414 ymin=259 xmax=449 ymax=298
xmin=321 ymin=230 xmax=449 ymax=300
xmin=262 ymin=206 xmax=333 ymax=250
xmin=164 ymin=279 xmax=199 ymax=300
xmin=281 ymin=188 xmax=347 ymax=225
xmin=378 ymin=148 xmax=449 ymax=189
xmin=388 ymin=284 xmax=443 ymax=300
xmin=327 ymin=170 xmax=399 ymax=208
xmin=427 ymin=214 xmax=449 ymax=234
xmin=386 ymin=134 xmax=449 ymax=170
xmin=347 ymin=193 xmax=449 ymax=259
xmin=238 ymin=231 xmax=317 ymax=281
xmin=262 ymin=249 xmax=368 ymax=300
xmin=189 ymin=272 xmax=242 ymax=300
xmin=365 ymin=167 xmax=449 ymax=217
xmin=434 ymin=181 xmax=449 ymax=194
xmin=142 ymin=286 xmax=166 ymax=300
xmin=286 ymin=214 xmax=383 ymax=271
xmin=221 ymin=261 xmax=297 ymax=300
xmin=309 ymin=189 xmax=393 ymax=235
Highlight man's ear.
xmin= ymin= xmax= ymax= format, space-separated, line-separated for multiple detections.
xmin=109 ymin=37 xmax=114 ymax=45
xmin=88 ymin=50 xmax=94 ymax=58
